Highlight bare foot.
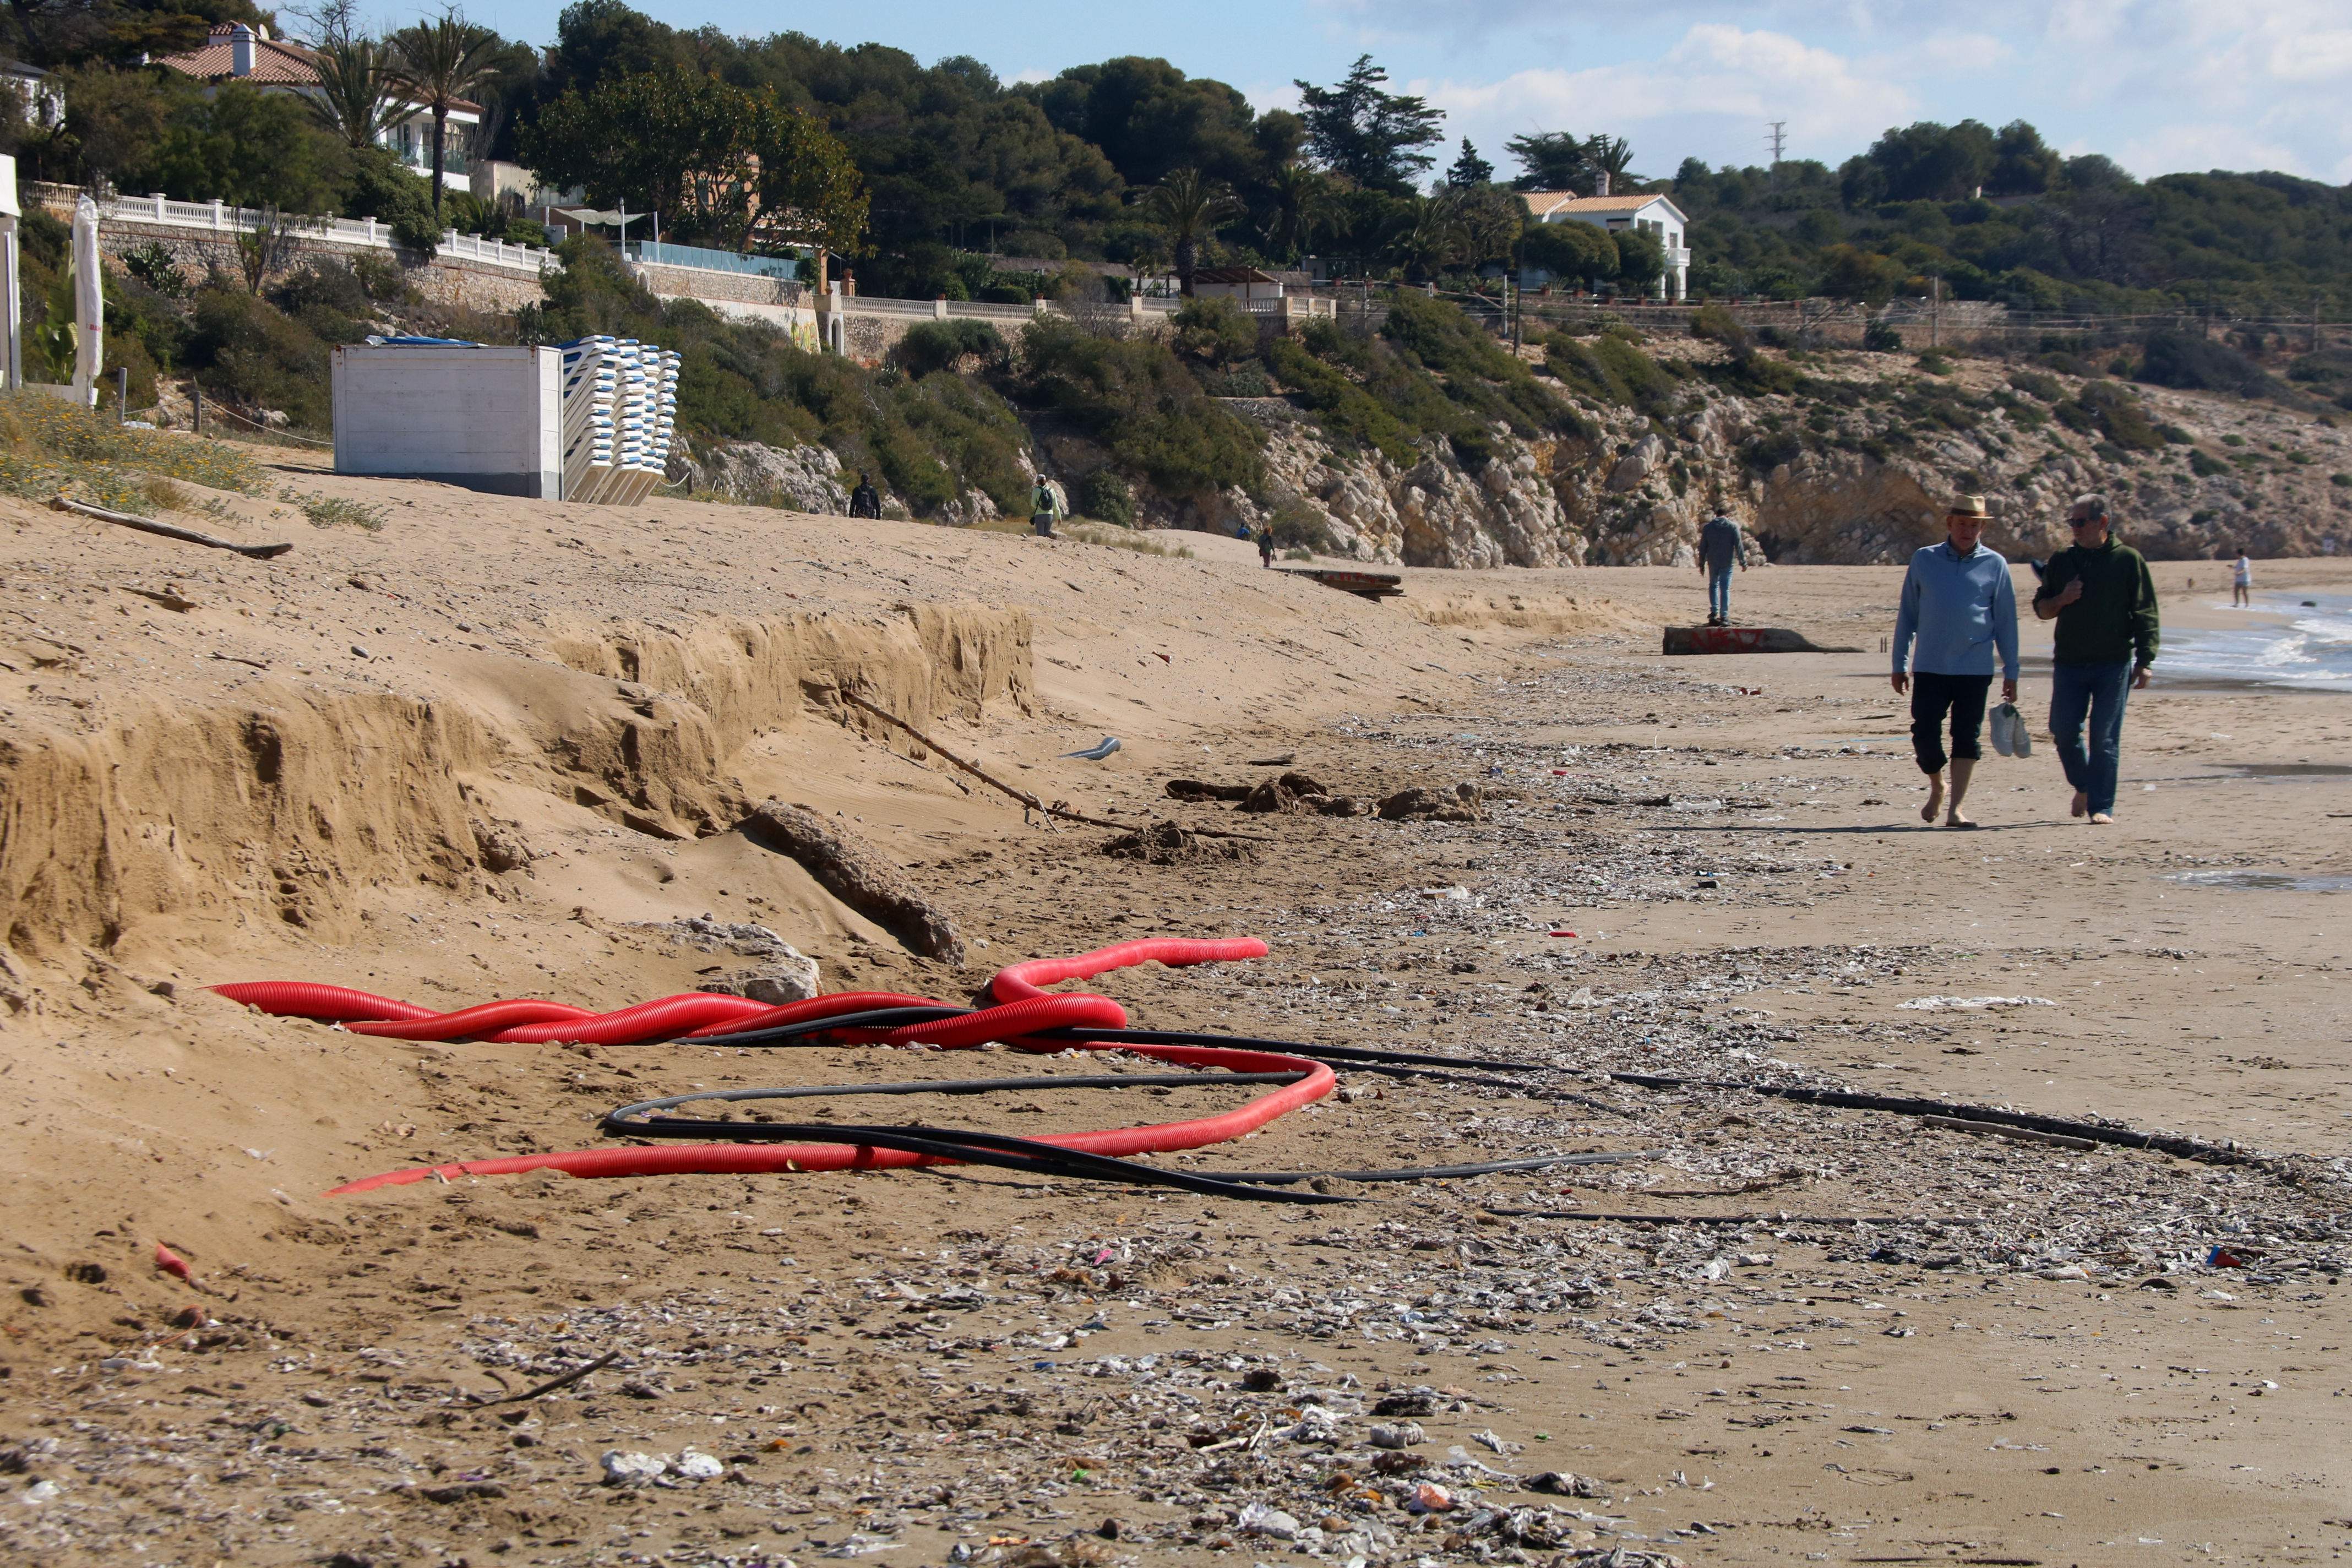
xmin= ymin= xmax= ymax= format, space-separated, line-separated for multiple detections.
xmin=1921 ymin=777 xmax=1945 ymax=823
xmin=2089 ymin=812 xmax=2114 ymax=825
xmin=2071 ymin=790 xmax=2088 ymax=819
xmin=1946 ymin=810 xmax=1977 ymax=829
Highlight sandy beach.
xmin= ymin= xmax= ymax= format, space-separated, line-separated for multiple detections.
xmin=2 ymin=449 xmax=2348 ymax=1567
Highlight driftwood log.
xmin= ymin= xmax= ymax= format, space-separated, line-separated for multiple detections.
xmin=738 ymin=800 xmax=965 ymax=963
xmin=51 ymin=496 xmax=292 ymax=559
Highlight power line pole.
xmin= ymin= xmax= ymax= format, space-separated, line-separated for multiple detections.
xmin=1766 ymin=120 xmax=1787 ymax=188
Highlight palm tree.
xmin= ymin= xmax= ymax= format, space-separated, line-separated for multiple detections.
xmin=1142 ymin=168 xmax=1243 ymax=296
xmin=1260 ymin=164 xmax=1332 ymax=263
xmin=309 ymin=35 xmax=405 ymax=150
xmin=1582 ymin=135 xmax=1642 ymax=196
xmin=1384 ymin=190 xmax=1466 ymax=281
xmin=386 ymin=8 xmax=503 ymax=220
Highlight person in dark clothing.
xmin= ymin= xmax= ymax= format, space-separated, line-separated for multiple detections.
xmin=1255 ymin=524 xmax=1274 ymax=568
xmin=1697 ymin=514 xmax=1743 ymax=625
xmin=847 ymin=473 xmax=881 ymax=519
xmin=2033 ymin=492 xmax=2160 ymax=824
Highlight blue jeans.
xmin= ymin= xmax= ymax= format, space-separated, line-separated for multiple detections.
xmin=2049 ymin=660 xmax=2133 ymax=815
xmin=1707 ymin=567 xmax=1733 ymax=621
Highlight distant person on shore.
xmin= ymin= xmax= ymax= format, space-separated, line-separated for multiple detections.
xmin=1698 ymin=513 xmax=1743 ymax=626
xmin=2034 ymin=493 xmax=2160 ymax=825
xmin=1891 ymin=495 xmax=2019 ymax=829
xmin=1255 ymin=524 xmax=1275 ymax=568
xmin=1029 ymin=477 xmax=1060 ymax=538
xmin=847 ymin=473 xmax=881 ymax=519
xmin=2231 ymin=549 xmax=2253 ymax=608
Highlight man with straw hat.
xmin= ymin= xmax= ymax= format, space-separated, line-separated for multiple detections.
xmin=1891 ymin=494 xmax=2019 ymax=828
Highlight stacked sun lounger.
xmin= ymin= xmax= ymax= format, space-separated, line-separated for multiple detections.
xmin=557 ymin=336 xmax=681 ymax=504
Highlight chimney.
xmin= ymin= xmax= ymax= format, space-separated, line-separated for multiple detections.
xmin=1596 ymin=169 xmax=1610 ymax=198
xmin=230 ymin=24 xmax=254 ymax=77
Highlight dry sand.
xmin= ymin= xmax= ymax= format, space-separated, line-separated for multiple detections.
xmin=2 ymin=444 xmax=2348 ymax=1568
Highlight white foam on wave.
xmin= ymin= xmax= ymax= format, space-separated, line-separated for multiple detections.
xmin=2162 ymin=593 xmax=2352 ymax=692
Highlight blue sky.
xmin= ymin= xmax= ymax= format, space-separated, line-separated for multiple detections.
xmin=452 ymin=0 xmax=2352 ymax=185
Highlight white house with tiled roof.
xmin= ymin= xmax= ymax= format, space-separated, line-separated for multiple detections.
xmin=1521 ymin=190 xmax=1691 ymax=301
xmin=156 ymin=24 xmax=481 ymax=194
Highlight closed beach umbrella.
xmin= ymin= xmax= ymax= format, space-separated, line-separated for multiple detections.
xmin=70 ymin=194 xmax=101 ymax=405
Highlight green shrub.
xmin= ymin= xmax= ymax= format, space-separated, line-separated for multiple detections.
xmin=1689 ymin=302 xmax=1746 ymax=348
xmin=2331 ymin=472 xmax=2351 ymax=487
xmin=1020 ymin=317 xmax=1263 ymax=502
xmin=1172 ymin=296 xmax=1258 ymax=367
xmin=1739 ymin=430 xmax=1804 ymax=472
xmin=2190 ymin=450 xmax=2227 ymax=476
xmin=0 ymin=390 xmax=261 ymax=513
xmin=1916 ymin=351 xmax=1952 ymax=375
xmin=1077 ymin=467 xmax=1134 ymax=524
xmin=1545 ymin=331 xmax=1679 ymax=420
xmin=1861 ymin=318 xmax=1903 ymax=352
xmin=894 ymin=319 xmax=1008 ymax=379
xmin=1265 ymin=336 xmax=1422 ymax=466
xmin=122 ymin=242 xmax=188 ymax=299
xmin=1267 ymin=497 xmax=1336 ymax=553
xmin=184 ymin=284 xmax=343 ymax=430
xmin=2138 ymin=331 xmax=2277 ymax=399
xmin=2077 ymin=381 xmax=2165 ymax=451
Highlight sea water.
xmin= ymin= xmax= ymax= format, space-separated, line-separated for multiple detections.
xmin=2160 ymin=592 xmax=2352 ymax=692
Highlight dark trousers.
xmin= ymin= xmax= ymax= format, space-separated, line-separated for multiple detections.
xmin=1909 ymin=671 xmax=1991 ymax=775
xmin=2049 ymin=660 xmax=2133 ymax=815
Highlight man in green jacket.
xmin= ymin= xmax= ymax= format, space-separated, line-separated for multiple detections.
xmin=2032 ymin=493 xmax=2159 ymax=824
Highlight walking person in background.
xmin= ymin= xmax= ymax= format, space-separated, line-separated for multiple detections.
xmin=2034 ymin=493 xmax=2160 ymax=825
xmin=1255 ymin=523 xmax=1275 ymax=568
xmin=1891 ymin=496 xmax=2019 ymax=829
xmin=847 ymin=472 xmax=881 ymax=520
xmin=1028 ymin=476 xmax=1061 ymax=538
xmin=1698 ymin=513 xmax=1743 ymax=627
xmin=2231 ymin=548 xmax=2253 ymax=608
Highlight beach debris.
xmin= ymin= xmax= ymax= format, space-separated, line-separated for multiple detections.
xmin=1100 ymin=821 xmax=1253 ymax=865
xmin=706 ymin=944 xmax=823 ymax=1004
xmin=1897 ymin=995 xmax=2055 ymax=1011
xmin=1921 ymin=1114 xmax=2097 ymax=1152
xmin=1366 ymin=1421 xmax=1424 ymax=1449
xmin=739 ymin=800 xmax=964 ymax=962
xmin=1235 ymin=1501 xmax=1303 ymax=1538
xmin=598 ymin=1450 xmax=668 ymax=1485
xmin=50 ymin=494 xmax=293 ymax=559
xmin=1529 ymin=1471 xmax=1613 ymax=1499
xmin=1059 ymin=736 xmax=1121 ymax=760
xmin=1377 ymin=783 xmax=1482 ymax=821
xmin=153 ymin=1243 xmax=194 ymax=1283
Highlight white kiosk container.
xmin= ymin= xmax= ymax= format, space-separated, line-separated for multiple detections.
xmin=330 ymin=342 xmax=563 ymax=498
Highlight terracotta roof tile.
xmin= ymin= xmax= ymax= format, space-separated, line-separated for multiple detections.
xmin=157 ymin=35 xmax=322 ymax=85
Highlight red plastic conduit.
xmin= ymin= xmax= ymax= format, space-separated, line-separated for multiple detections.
xmin=214 ymin=937 xmax=1321 ymax=1193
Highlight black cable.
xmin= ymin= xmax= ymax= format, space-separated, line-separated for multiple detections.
xmin=604 ymin=1076 xmax=1649 ymax=1201
xmin=1046 ymin=1027 xmax=1542 ymax=1074
xmin=1609 ymin=1072 xmax=2297 ymax=1175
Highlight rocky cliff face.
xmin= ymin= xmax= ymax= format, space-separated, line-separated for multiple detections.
xmin=681 ymin=342 xmax=2352 ymax=567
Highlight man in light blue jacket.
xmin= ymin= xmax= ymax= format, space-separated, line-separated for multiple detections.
xmin=1891 ymin=495 xmax=2020 ymax=828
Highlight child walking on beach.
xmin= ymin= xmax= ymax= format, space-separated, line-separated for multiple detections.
xmin=2232 ymin=549 xmax=2252 ymax=608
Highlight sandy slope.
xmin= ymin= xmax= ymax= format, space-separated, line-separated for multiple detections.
xmin=1 ymin=449 xmax=2347 ymax=1567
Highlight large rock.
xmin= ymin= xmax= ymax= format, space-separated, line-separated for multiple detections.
xmin=680 ymin=439 xmax=857 ymax=516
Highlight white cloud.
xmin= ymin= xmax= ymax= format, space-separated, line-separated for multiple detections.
xmin=1414 ymin=24 xmax=1912 ymax=177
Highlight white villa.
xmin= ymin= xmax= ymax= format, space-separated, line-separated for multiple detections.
xmin=157 ymin=23 xmax=480 ymax=194
xmin=1521 ymin=191 xmax=1691 ymax=302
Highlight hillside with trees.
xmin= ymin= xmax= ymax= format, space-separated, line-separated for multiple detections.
xmin=4 ymin=0 xmax=2349 ymax=568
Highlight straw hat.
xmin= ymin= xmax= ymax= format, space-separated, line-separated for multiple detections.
xmin=1946 ymin=494 xmax=1991 ymax=518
